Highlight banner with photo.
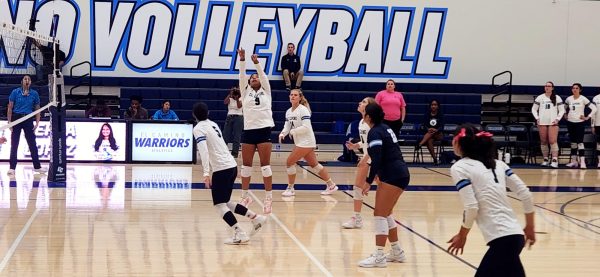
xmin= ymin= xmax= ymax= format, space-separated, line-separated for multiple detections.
xmin=0 ymin=121 xmax=127 ymax=162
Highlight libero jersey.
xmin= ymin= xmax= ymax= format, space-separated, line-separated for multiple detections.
xmin=531 ymin=94 xmax=565 ymax=125
xmin=193 ymin=119 xmax=237 ymax=176
xmin=280 ymin=104 xmax=316 ymax=148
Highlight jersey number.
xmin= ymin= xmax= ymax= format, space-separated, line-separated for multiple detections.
xmin=212 ymin=126 xmax=222 ymax=138
xmin=386 ymin=129 xmax=398 ymax=143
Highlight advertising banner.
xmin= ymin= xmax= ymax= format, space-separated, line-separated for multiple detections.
xmin=131 ymin=122 xmax=194 ymax=162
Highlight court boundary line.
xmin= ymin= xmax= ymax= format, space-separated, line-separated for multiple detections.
xmin=0 ymin=191 xmax=47 ymax=272
xmin=340 ymin=190 xmax=478 ymax=270
xmin=295 ymin=163 xmax=478 ymax=271
xmin=248 ymin=191 xmax=333 ymax=277
xmin=423 ymin=167 xmax=600 ymax=234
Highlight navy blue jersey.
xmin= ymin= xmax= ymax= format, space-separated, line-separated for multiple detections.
xmin=366 ymin=123 xmax=409 ymax=184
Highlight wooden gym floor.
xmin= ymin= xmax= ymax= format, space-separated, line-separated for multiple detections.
xmin=0 ymin=152 xmax=598 ymax=276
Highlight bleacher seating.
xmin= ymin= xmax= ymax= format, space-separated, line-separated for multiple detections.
xmin=120 ymin=88 xmax=482 ymax=144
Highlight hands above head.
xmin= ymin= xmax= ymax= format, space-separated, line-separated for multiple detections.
xmin=237 ymin=48 xmax=245 ymax=61
xmin=250 ymin=54 xmax=259 ymax=64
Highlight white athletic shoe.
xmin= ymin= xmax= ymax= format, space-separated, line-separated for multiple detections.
xmin=579 ymin=159 xmax=586 ymax=169
xmin=541 ymin=159 xmax=549 ymax=167
xmin=358 ymin=252 xmax=387 ymax=268
xmin=386 ymin=249 xmax=407 ymax=263
xmin=240 ymin=195 xmax=253 ymax=207
xmin=250 ymin=215 xmax=267 ymax=236
xmin=320 ymin=184 xmax=338 ymax=195
xmin=7 ymin=169 xmax=15 ymax=176
xmin=550 ymin=160 xmax=559 ymax=168
xmin=224 ymin=229 xmax=250 ymax=245
xmin=566 ymin=161 xmax=579 ymax=168
xmin=281 ymin=187 xmax=295 ymax=197
xmin=34 ymin=167 xmax=48 ymax=174
xmin=342 ymin=216 xmax=363 ymax=229
xmin=263 ymin=197 xmax=272 ymax=214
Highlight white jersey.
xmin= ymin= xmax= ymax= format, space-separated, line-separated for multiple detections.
xmin=358 ymin=119 xmax=370 ymax=158
xmin=280 ymin=104 xmax=316 ymax=148
xmin=592 ymin=95 xmax=600 ymax=126
xmin=193 ymin=119 xmax=237 ymax=176
xmin=227 ymin=98 xmax=243 ymax=116
xmin=450 ymin=158 xmax=534 ymax=244
xmin=531 ymin=94 xmax=565 ymax=125
xmin=239 ymin=61 xmax=274 ymax=130
xmin=565 ymin=95 xmax=595 ymax=123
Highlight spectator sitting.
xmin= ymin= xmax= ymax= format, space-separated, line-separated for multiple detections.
xmin=417 ymin=99 xmax=444 ymax=164
xmin=86 ymin=99 xmax=112 ymax=118
xmin=124 ymin=95 xmax=149 ymax=119
xmin=281 ymin=43 xmax=303 ymax=90
xmin=152 ymin=100 xmax=179 ymax=120
xmin=337 ymin=119 xmax=360 ymax=163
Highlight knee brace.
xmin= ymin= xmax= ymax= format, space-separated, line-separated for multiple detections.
xmin=570 ymin=143 xmax=578 ymax=155
xmin=550 ymin=143 xmax=559 ymax=153
xmin=311 ymin=164 xmax=324 ymax=173
xmin=286 ymin=166 xmax=297 ymax=175
xmin=387 ymin=215 xmax=397 ymax=230
xmin=261 ymin=165 xmax=272 ymax=177
xmin=353 ymin=186 xmax=364 ymax=200
xmin=540 ymin=144 xmax=549 ymax=156
xmin=215 ymin=203 xmax=229 ymax=217
xmin=240 ymin=165 xmax=252 ymax=178
xmin=374 ymin=216 xmax=388 ymax=236
xmin=578 ymin=143 xmax=585 ymax=156
xmin=216 ymin=203 xmax=237 ymax=227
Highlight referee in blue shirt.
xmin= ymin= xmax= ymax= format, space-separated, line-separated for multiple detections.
xmin=6 ymin=75 xmax=45 ymax=175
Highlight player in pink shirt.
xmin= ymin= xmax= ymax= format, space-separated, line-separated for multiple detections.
xmin=375 ymin=79 xmax=406 ymax=137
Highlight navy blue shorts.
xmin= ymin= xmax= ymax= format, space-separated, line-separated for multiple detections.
xmin=211 ymin=167 xmax=237 ymax=205
xmin=241 ymin=127 xmax=272 ymax=145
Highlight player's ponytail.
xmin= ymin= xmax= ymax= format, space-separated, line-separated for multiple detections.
xmin=294 ymin=89 xmax=311 ymax=112
xmin=453 ymin=124 xmax=497 ymax=170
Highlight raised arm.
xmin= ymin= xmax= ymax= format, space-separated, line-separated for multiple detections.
xmin=238 ymin=49 xmax=248 ymax=94
xmin=251 ymin=54 xmax=271 ymax=95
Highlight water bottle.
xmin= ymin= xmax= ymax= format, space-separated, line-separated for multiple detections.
xmin=504 ymin=152 xmax=511 ymax=164
xmin=275 ymin=144 xmax=281 ymax=152
xmin=497 ymin=150 xmax=503 ymax=161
